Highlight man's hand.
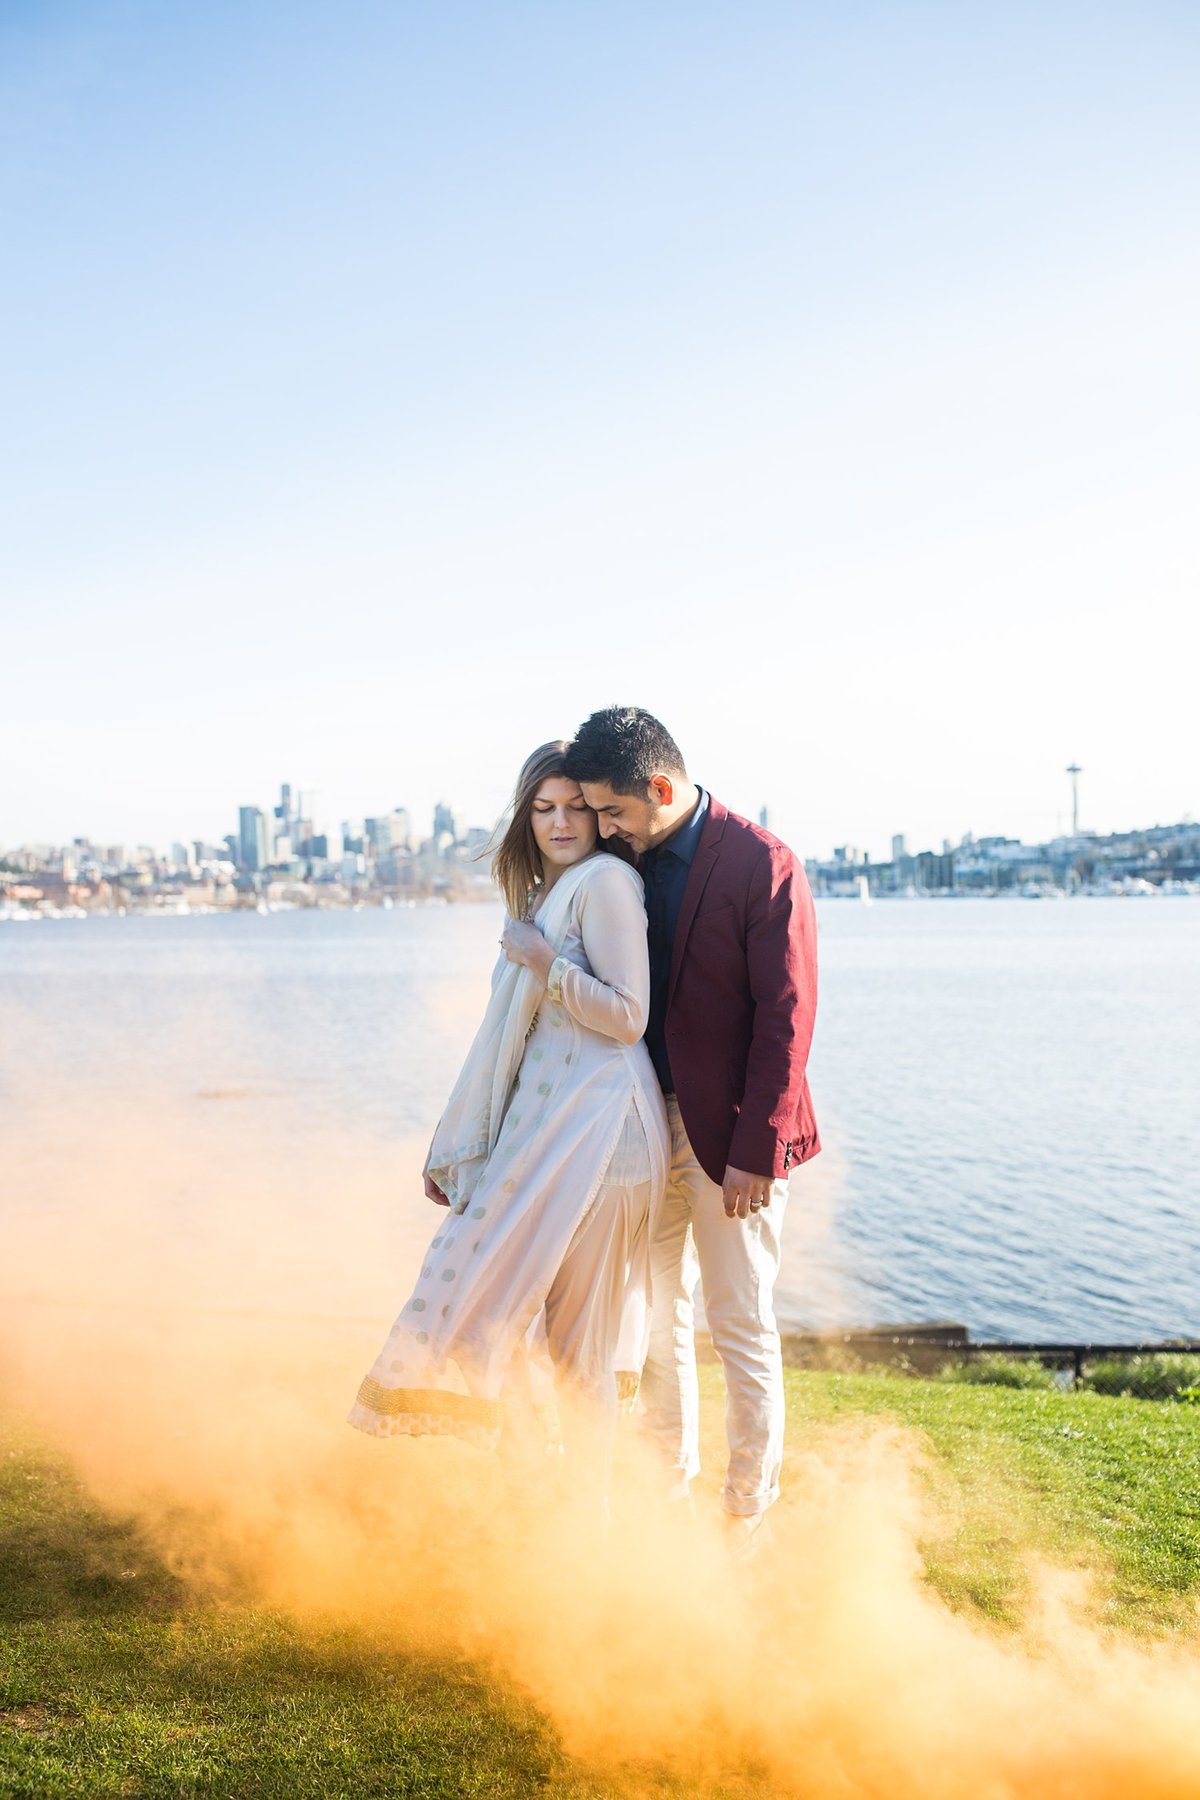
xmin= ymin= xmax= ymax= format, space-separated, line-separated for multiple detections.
xmin=423 ymin=1171 xmax=450 ymax=1206
xmin=721 ymin=1165 xmax=774 ymax=1219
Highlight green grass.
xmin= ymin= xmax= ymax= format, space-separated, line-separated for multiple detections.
xmin=3 ymin=1371 xmax=1199 ymax=1798
xmin=776 ymin=1367 xmax=1200 ymax=1633
xmin=0 ymin=1616 xmax=564 ymax=1800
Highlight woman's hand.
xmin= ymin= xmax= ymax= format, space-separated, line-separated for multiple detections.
xmin=422 ymin=1148 xmax=449 ymax=1206
xmin=500 ymin=919 xmax=555 ymax=980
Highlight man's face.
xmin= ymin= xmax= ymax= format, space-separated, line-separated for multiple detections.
xmin=578 ymin=778 xmax=671 ymax=855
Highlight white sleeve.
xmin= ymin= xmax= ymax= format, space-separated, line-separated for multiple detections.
xmin=545 ymin=864 xmax=649 ymax=1046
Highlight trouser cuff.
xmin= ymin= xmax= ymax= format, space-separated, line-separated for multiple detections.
xmin=721 ymin=1484 xmax=780 ymax=1518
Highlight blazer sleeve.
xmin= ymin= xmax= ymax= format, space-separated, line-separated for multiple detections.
xmin=545 ymin=862 xmax=650 ymax=1046
xmin=727 ymin=844 xmax=818 ymax=1178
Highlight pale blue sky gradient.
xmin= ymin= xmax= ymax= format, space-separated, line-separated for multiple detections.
xmin=4 ymin=2 xmax=1198 ymax=857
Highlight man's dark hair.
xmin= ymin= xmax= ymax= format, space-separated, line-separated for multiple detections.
xmin=564 ymin=706 xmax=688 ymax=795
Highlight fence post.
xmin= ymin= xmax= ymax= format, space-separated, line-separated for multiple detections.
xmin=1073 ymin=1348 xmax=1084 ymax=1387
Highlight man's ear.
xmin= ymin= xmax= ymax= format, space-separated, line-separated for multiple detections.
xmin=648 ymin=774 xmax=674 ymax=807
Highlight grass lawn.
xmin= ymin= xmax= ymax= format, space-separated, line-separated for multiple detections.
xmin=777 ymin=1369 xmax=1200 ymax=1634
xmin=2 ymin=1370 xmax=1198 ymax=1798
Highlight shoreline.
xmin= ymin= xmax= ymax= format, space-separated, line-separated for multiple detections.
xmin=5 ymin=888 xmax=1200 ymax=923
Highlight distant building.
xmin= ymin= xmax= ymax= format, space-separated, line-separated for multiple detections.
xmin=433 ymin=801 xmax=459 ymax=843
xmin=914 ymin=850 xmax=955 ymax=892
xmin=237 ymin=806 xmax=269 ymax=872
xmin=891 ymin=834 xmax=908 ymax=862
xmin=304 ymin=829 xmax=343 ymax=864
xmin=366 ymin=809 xmax=412 ymax=859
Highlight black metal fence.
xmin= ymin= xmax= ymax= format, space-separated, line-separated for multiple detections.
xmin=772 ymin=1323 xmax=1200 ymax=1401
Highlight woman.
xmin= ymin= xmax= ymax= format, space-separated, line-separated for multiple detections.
xmin=348 ymin=741 xmax=669 ymax=1500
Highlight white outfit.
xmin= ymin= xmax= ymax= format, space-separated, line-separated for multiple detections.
xmin=349 ymin=853 xmax=669 ymax=1451
xmin=640 ymin=1096 xmax=790 ymax=1517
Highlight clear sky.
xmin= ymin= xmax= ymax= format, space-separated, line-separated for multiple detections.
xmin=3 ymin=1 xmax=1198 ymax=860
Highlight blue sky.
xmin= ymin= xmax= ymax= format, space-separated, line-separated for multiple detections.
xmin=4 ymin=2 xmax=1198 ymax=857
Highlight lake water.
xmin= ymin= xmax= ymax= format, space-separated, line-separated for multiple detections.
xmin=1 ymin=898 xmax=1197 ymax=1343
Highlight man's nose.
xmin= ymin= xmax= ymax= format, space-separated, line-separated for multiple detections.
xmin=596 ymin=816 xmax=616 ymax=837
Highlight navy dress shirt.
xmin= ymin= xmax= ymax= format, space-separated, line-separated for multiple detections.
xmin=641 ymin=789 xmax=709 ymax=1094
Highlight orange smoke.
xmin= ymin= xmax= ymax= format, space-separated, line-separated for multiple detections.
xmin=2 ymin=1057 xmax=1199 ymax=1799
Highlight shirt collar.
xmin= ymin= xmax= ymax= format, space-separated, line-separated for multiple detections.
xmin=647 ymin=787 xmax=708 ymax=866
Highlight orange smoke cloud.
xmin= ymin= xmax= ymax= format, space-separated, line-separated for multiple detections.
xmin=3 ymin=1055 xmax=1200 ymax=1799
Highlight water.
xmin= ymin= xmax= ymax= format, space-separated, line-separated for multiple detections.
xmin=812 ymin=897 xmax=1199 ymax=1340
xmin=1 ymin=898 xmax=1197 ymax=1342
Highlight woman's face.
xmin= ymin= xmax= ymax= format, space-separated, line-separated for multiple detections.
xmin=530 ymin=776 xmax=599 ymax=873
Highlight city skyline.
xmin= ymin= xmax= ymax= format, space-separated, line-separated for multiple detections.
xmin=4 ymin=736 xmax=1195 ymax=867
xmin=6 ymin=777 xmax=1196 ymax=919
xmin=3 ymin=762 xmax=1194 ymax=875
xmin=4 ymin=6 xmax=1198 ymax=858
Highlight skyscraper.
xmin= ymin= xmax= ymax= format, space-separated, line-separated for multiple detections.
xmin=298 ymin=788 xmax=320 ymax=843
xmin=237 ymin=806 xmax=269 ymax=872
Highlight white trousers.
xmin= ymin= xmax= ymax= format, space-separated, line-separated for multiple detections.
xmin=640 ymin=1097 xmax=789 ymax=1517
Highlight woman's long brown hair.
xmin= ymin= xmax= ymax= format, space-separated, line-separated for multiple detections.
xmin=488 ymin=740 xmax=627 ymax=919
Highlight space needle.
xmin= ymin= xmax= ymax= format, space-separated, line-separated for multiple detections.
xmin=1065 ymin=764 xmax=1082 ymax=836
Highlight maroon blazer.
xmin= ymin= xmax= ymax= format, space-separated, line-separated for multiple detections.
xmin=664 ymin=795 xmax=820 ymax=1186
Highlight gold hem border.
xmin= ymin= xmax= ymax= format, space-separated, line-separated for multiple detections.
xmin=355 ymin=1377 xmax=502 ymax=1430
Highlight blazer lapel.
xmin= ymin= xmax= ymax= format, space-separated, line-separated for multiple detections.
xmin=667 ymin=799 xmax=726 ymax=1006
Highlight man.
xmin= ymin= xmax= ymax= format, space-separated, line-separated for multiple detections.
xmin=564 ymin=707 xmax=819 ymax=1550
